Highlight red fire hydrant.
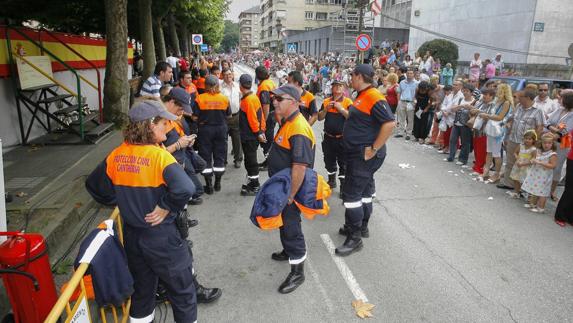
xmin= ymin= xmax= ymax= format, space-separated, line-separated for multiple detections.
xmin=0 ymin=232 xmax=58 ymax=323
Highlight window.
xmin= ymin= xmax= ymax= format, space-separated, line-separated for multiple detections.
xmin=330 ymin=0 xmax=342 ymax=4
xmin=315 ymin=12 xmax=327 ymax=20
xmin=305 ymin=0 xmax=313 ymax=3
xmin=305 ymin=11 xmax=314 ymax=20
xmin=317 ymin=0 xmax=328 ymax=4
xmin=305 ymin=27 xmax=313 ymax=31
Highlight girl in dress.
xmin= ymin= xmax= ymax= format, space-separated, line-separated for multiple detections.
xmin=521 ymin=133 xmax=558 ymax=213
xmin=508 ymin=130 xmax=537 ymax=198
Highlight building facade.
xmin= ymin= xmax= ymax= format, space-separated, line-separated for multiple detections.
xmin=239 ymin=6 xmax=262 ymax=51
xmin=374 ymin=0 xmax=411 ymax=30
xmin=408 ymin=0 xmax=573 ymax=65
xmin=259 ymin=0 xmax=347 ymax=50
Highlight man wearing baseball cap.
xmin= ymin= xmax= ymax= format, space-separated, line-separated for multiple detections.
xmin=317 ymin=79 xmax=353 ymax=194
xmin=238 ymin=73 xmax=266 ymax=195
xmin=266 ymin=84 xmax=316 ymax=294
xmin=336 ymin=64 xmax=395 ymax=257
xmin=86 ymin=99 xmax=198 ymax=323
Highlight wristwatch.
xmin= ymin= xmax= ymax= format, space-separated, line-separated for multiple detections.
xmin=371 ymin=146 xmax=378 ymax=153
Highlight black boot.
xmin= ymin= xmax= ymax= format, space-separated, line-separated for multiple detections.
xmin=188 ymin=196 xmax=203 ymax=205
xmin=271 ymin=249 xmax=289 ymax=261
xmin=327 ymin=174 xmax=337 ymax=188
xmin=338 ymin=224 xmax=351 ymax=236
xmin=335 ymin=231 xmax=363 ymax=257
xmin=214 ymin=173 xmax=223 ymax=192
xmin=241 ymin=179 xmax=260 ymax=196
xmin=194 ymin=275 xmax=222 ymax=304
xmin=203 ymin=176 xmax=214 ymax=195
xmin=278 ymin=263 xmax=305 ymax=294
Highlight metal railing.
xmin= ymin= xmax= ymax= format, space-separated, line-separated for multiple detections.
xmin=43 ymin=208 xmax=131 ymax=323
xmin=5 ymin=26 xmax=85 ymax=140
xmin=38 ymin=27 xmax=104 ymax=123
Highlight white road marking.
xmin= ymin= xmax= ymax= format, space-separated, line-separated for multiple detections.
xmin=306 ymin=257 xmax=335 ymax=313
xmin=320 ymin=233 xmax=369 ymax=302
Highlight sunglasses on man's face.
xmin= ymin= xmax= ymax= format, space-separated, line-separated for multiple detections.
xmin=273 ymin=95 xmax=295 ymax=102
xmin=539 ymin=89 xmax=548 ymax=92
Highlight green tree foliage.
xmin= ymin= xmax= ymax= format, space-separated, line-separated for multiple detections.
xmin=178 ymin=0 xmax=229 ymax=51
xmin=221 ymin=20 xmax=239 ymax=53
xmin=418 ymin=39 xmax=459 ymax=68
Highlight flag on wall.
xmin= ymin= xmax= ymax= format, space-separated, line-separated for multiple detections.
xmin=371 ymin=0 xmax=382 ymax=16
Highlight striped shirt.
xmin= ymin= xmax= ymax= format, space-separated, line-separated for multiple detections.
xmin=139 ymin=75 xmax=163 ymax=98
xmin=508 ymin=104 xmax=545 ymax=144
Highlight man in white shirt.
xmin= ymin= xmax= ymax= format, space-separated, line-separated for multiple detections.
xmin=493 ymin=53 xmax=504 ymax=75
xmin=166 ymin=52 xmax=179 ymax=84
xmin=220 ymin=69 xmax=242 ymax=168
xmin=534 ymin=83 xmax=557 ymax=120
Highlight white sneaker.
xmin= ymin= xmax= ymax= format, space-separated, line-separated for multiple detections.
xmin=524 ymin=203 xmax=534 ymax=208
xmin=470 ymin=172 xmax=480 ymax=176
xmin=455 ymin=161 xmax=465 ymax=166
xmin=508 ymin=192 xmax=520 ymax=199
xmin=437 ymin=149 xmax=444 ymax=153
xmin=530 ymin=208 xmax=545 ymax=213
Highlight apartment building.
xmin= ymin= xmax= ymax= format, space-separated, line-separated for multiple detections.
xmin=239 ymin=6 xmax=262 ymax=51
xmin=259 ymin=0 xmax=346 ymax=50
xmin=374 ymin=0 xmax=411 ymax=29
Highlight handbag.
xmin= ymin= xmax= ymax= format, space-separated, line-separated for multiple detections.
xmin=484 ymin=120 xmax=503 ymax=137
xmin=472 ymin=116 xmax=484 ymax=130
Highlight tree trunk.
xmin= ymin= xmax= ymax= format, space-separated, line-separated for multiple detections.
xmin=180 ymin=26 xmax=189 ymax=58
xmin=167 ymin=13 xmax=181 ymax=57
xmin=138 ymin=0 xmax=155 ymax=79
xmin=103 ymin=0 xmax=129 ymax=125
xmin=154 ymin=17 xmax=167 ymax=62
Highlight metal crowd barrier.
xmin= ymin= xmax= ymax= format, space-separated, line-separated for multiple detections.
xmin=44 ymin=208 xmax=131 ymax=323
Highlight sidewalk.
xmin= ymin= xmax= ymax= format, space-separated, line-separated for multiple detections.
xmin=3 ymin=131 xmax=122 ymax=252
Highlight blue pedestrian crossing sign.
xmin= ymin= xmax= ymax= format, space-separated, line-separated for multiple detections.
xmin=200 ymin=44 xmax=209 ymax=52
xmin=287 ymin=43 xmax=298 ymax=54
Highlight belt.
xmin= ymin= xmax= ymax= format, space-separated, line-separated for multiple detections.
xmin=231 ymin=112 xmax=239 ymax=117
xmin=324 ymin=132 xmax=343 ymax=138
xmin=401 ymin=100 xmax=412 ymax=102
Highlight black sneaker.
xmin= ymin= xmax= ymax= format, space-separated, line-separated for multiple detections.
xmin=405 ymin=135 xmax=411 ymax=140
xmin=394 ymin=134 xmax=403 ymax=138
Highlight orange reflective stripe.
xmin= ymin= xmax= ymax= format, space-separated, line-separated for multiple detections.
xmin=257 ymin=79 xmax=276 ymax=96
xmin=352 ymin=88 xmax=386 ymax=115
xmin=186 ymin=83 xmax=197 ymax=94
xmin=300 ymin=91 xmax=315 ymax=108
xmin=106 ymin=142 xmax=176 ymax=188
xmin=173 ymin=119 xmax=186 ymax=137
xmin=196 ymin=93 xmax=229 ymax=111
xmin=295 ymin=200 xmax=330 ymax=220
xmin=324 ymin=97 xmax=352 ymax=113
xmin=274 ymin=113 xmax=315 ymax=150
xmin=256 ymin=215 xmax=283 ymax=230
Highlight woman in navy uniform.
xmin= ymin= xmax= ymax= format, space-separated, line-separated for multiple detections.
xmin=86 ymin=100 xmax=197 ymax=323
xmin=267 ymin=84 xmax=316 ymax=294
xmin=336 ymin=65 xmax=396 ymax=257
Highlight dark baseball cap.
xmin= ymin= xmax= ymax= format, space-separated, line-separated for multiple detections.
xmin=128 ymin=100 xmax=177 ymax=122
xmin=353 ymin=64 xmax=375 ymax=78
xmin=271 ymin=84 xmax=301 ymax=101
xmin=205 ymin=75 xmax=219 ymax=87
xmin=239 ymin=74 xmax=253 ymax=87
xmin=169 ymin=87 xmax=192 ymax=113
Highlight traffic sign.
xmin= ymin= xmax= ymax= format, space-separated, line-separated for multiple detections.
xmin=287 ymin=43 xmax=298 ymax=54
xmin=355 ymin=34 xmax=372 ymax=52
xmin=192 ymin=34 xmax=203 ymax=45
xmin=200 ymin=44 xmax=208 ymax=52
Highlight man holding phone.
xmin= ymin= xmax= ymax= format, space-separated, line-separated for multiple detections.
xmin=336 ymin=65 xmax=395 ymax=257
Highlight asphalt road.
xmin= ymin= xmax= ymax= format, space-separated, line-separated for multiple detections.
xmin=154 ymin=65 xmax=573 ymax=323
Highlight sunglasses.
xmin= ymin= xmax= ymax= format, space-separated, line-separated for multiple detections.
xmin=273 ymin=95 xmax=295 ymax=102
xmin=539 ymin=89 xmax=548 ymax=92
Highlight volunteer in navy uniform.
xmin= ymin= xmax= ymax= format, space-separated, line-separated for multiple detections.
xmin=288 ymin=71 xmax=318 ymax=125
xmin=238 ymin=74 xmax=267 ymax=195
xmin=267 ymin=84 xmax=316 ymax=294
xmin=193 ymin=75 xmax=232 ymax=194
xmin=86 ymin=100 xmax=197 ymax=323
xmin=255 ymin=66 xmax=277 ymax=170
xmin=317 ymin=79 xmax=352 ymax=193
xmin=336 ymin=64 xmax=395 ymax=257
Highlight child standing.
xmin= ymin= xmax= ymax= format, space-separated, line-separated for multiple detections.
xmin=521 ymin=133 xmax=558 ymax=213
xmin=508 ymin=130 xmax=537 ymax=198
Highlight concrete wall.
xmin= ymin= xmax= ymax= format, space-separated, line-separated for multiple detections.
xmin=408 ymin=0 xmax=537 ymax=64
xmin=0 ymin=65 xmax=132 ymax=148
xmin=527 ymin=0 xmax=573 ymax=65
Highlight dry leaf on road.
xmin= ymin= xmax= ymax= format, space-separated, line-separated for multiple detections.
xmin=352 ymin=299 xmax=375 ymax=319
